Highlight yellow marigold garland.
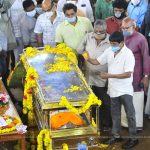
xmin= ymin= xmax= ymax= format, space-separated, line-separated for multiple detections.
xmin=7 ymin=61 xmax=20 ymax=86
xmin=59 ymin=93 xmax=101 ymax=114
xmin=23 ymin=67 xmax=38 ymax=125
xmin=43 ymin=44 xmax=78 ymax=64
xmin=37 ymin=129 xmax=52 ymax=150
xmin=25 ymin=47 xmax=39 ymax=57
xmin=62 ymin=143 xmax=69 ymax=150
xmin=64 ymin=85 xmax=82 ymax=93
xmin=45 ymin=61 xmax=73 ymax=73
xmin=92 ymin=118 xmax=97 ymax=128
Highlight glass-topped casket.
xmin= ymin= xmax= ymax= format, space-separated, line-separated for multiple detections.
xmin=17 ymin=44 xmax=101 ymax=149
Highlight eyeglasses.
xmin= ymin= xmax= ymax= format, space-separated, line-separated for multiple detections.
xmin=121 ymin=25 xmax=133 ymax=30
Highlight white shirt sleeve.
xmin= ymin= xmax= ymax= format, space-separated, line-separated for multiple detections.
xmin=34 ymin=16 xmax=43 ymax=34
xmin=124 ymin=50 xmax=135 ymax=72
xmin=97 ymin=48 xmax=110 ymax=65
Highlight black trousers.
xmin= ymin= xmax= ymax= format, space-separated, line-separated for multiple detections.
xmin=92 ymin=86 xmax=112 ymax=130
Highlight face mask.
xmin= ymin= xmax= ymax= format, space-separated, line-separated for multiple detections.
xmin=114 ymin=11 xmax=126 ymax=19
xmin=123 ymin=31 xmax=133 ymax=37
xmin=26 ymin=9 xmax=36 ymax=17
xmin=131 ymin=0 xmax=140 ymax=6
xmin=65 ymin=16 xmax=76 ymax=23
xmin=111 ymin=46 xmax=120 ymax=53
xmin=66 ymin=0 xmax=76 ymax=5
xmin=114 ymin=12 xmax=121 ymax=18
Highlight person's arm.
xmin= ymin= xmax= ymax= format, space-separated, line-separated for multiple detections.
xmin=100 ymin=72 xmax=132 ymax=79
xmin=36 ymin=33 xmax=43 ymax=47
xmin=87 ymin=57 xmax=100 ymax=65
xmin=83 ymin=48 xmax=109 ymax=65
xmin=34 ymin=16 xmax=43 ymax=47
xmin=140 ymin=37 xmax=150 ymax=92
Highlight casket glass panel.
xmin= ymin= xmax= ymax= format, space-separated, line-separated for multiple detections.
xmin=27 ymin=53 xmax=90 ymax=103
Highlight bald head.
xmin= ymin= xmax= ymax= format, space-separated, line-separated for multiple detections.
xmin=122 ymin=17 xmax=136 ymax=29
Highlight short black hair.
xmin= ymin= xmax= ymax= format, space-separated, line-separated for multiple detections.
xmin=23 ymin=0 xmax=34 ymax=10
xmin=109 ymin=31 xmax=124 ymax=43
xmin=36 ymin=0 xmax=43 ymax=5
xmin=112 ymin=0 xmax=128 ymax=10
xmin=63 ymin=3 xmax=77 ymax=14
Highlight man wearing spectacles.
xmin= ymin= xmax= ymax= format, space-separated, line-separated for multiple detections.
xmin=121 ymin=17 xmax=150 ymax=130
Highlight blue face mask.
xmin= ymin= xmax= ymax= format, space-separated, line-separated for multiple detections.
xmin=65 ymin=16 xmax=76 ymax=23
xmin=123 ymin=31 xmax=132 ymax=37
xmin=112 ymin=46 xmax=120 ymax=53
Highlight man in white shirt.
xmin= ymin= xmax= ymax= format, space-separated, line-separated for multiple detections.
xmin=20 ymin=0 xmax=38 ymax=47
xmin=10 ymin=0 xmax=25 ymax=63
xmin=84 ymin=31 xmax=138 ymax=149
xmin=57 ymin=0 xmax=94 ymax=22
xmin=34 ymin=0 xmax=64 ymax=47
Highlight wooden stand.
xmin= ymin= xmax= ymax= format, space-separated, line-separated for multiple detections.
xmin=0 ymin=79 xmax=26 ymax=150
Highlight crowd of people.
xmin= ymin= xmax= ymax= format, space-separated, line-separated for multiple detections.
xmin=0 ymin=0 xmax=150 ymax=149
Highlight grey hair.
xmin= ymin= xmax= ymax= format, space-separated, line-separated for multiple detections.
xmin=94 ymin=20 xmax=107 ymax=31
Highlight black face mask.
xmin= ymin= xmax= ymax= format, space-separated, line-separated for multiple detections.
xmin=114 ymin=11 xmax=126 ymax=20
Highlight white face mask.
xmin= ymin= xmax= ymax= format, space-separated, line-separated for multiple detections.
xmin=131 ymin=0 xmax=141 ymax=6
xmin=26 ymin=9 xmax=36 ymax=17
xmin=114 ymin=12 xmax=121 ymax=18
xmin=66 ymin=0 xmax=77 ymax=5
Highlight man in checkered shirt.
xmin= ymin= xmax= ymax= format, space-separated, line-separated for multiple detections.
xmin=34 ymin=0 xmax=65 ymax=47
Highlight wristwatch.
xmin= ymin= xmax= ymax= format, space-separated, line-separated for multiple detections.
xmin=144 ymin=75 xmax=148 ymax=77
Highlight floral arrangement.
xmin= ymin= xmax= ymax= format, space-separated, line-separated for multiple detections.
xmin=0 ymin=93 xmax=9 ymax=115
xmin=45 ymin=60 xmax=73 ymax=73
xmin=64 ymin=85 xmax=82 ymax=93
xmin=23 ymin=67 xmax=38 ymax=125
xmin=59 ymin=93 xmax=101 ymax=114
xmin=0 ymin=92 xmax=9 ymax=105
xmin=0 ymin=115 xmax=21 ymax=134
xmin=25 ymin=47 xmax=39 ymax=58
xmin=37 ymin=129 xmax=52 ymax=150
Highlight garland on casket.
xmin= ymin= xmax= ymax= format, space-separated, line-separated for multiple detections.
xmin=20 ymin=44 xmax=102 ymax=150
